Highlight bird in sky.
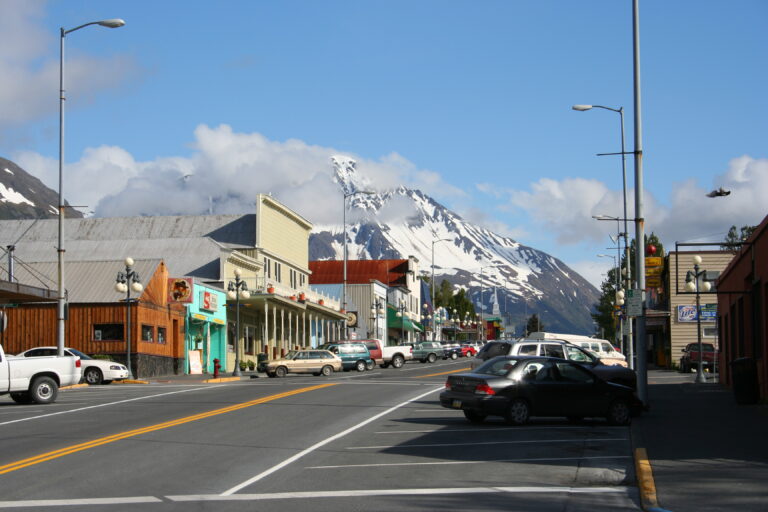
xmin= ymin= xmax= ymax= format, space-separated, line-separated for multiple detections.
xmin=706 ymin=187 xmax=731 ymax=198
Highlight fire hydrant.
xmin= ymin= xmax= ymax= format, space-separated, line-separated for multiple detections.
xmin=213 ymin=358 xmax=221 ymax=379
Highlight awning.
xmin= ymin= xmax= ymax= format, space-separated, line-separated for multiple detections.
xmin=387 ymin=306 xmax=419 ymax=332
xmin=412 ymin=321 xmax=425 ymax=333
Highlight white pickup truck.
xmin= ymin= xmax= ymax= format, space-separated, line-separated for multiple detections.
xmin=0 ymin=344 xmax=82 ymax=404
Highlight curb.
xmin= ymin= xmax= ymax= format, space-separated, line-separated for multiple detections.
xmin=201 ymin=376 xmax=242 ymax=383
xmin=112 ymin=379 xmax=150 ymax=385
xmin=61 ymin=383 xmax=90 ymax=390
xmin=634 ymin=447 xmax=660 ymax=510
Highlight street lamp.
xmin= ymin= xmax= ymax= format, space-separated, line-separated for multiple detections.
xmin=370 ymin=297 xmax=385 ymax=340
xmin=58 ymin=18 xmax=125 ymax=357
xmin=431 ymin=237 xmax=451 ymax=340
xmin=685 ymin=255 xmax=711 ymax=384
xmin=114 ymin=257 xmax=142 ymax=379
xmin=227 ymin=268 xmax=250 ymax=377
xmin=395 ymin=298 xmax=407 ymax=344
xmin=342 ymin=189 xmax=374 ymax=336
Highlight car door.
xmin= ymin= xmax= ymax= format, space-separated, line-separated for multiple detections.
xmin=553 ymin=361 xmax=602 ymax=416
xmin=521 ymin=360 xmax=569 ymax=416
xmin=292 ymin=351 xmax=312 ymax=373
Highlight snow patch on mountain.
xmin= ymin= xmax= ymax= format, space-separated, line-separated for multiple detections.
xmin=0 ymin=183 xmax=35 ymax=206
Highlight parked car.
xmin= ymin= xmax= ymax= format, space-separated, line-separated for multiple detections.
xmin=460 ymin=344 xmax=478 ymax=357
xmin=1 ymin=344 xmax=81 ymax=404
xmin=528 ymin=332 xmax=627 ymax=366
xmin=16 ymin=347 xmax=129 ymax=385
xmin=318 ymin=343 xmax=374 ymax=372
xmin=471 ymin=340 xmax=637 ymax=389
xmin=265 ymin=350 xmax=342 ymax=377
xmin=679 ymin=342 xmax=717 ymax=373
xmin=405 ymin=342 xmax=443 ymax=363
xmin=440 ymin=355 xmax=642 ymax=425
xmin=337 ymin=339 xmax=412 ymax=369
xmin=442 ymin=343 xmax=462 ymax=360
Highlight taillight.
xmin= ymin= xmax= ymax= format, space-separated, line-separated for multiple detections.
xmin=76 ymin=358 xmax=81 ymax=368
xmin=444 ymin=379 xmax=451 ymax=390
xmin=474 ymin=383 xmax=495 ymax=395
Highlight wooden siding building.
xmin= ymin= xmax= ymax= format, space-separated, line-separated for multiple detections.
xmin=2 ymin=260 xmax=186 ymax=378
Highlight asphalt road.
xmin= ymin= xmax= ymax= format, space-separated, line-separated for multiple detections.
xmin=0 ymin=358 xmax=641 ymax=511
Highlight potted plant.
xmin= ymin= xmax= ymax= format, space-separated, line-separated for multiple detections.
xmin=290 ymin=295 xmax=297 ymax=301
xmin=318 ymin=299 xmax=325 ymax=306
xmin=298 ymin=292 xmax=306 ymax=301
xmin=267 ymin=284 xmax=275 ymax=294
xmin=247 ymin=360 xmax=255 ymax=371
xmin=239 ymin=360 xmax=247 ymax=371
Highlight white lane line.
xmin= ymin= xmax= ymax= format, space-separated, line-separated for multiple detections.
xmin=347 ymin=438 xmax=627 ymax=449
xmin=220 ymin=386 xmax=443 ymax=496
xmin=307 ymin=455 xmax=632 ymax=469
xmin=411 ymin=409 xmax=459 ymax=412
xmin=0 ymin=386 xmax=213 ymax=427
xmin=171 ymin=486 xmax=631 ymax=501
xmin=0 ymin=497 xmax=161 ymax=508
xmin=374 ymin=426 xmax=625 ymax=434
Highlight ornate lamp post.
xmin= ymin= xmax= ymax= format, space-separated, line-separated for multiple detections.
xmin=227 ymin=268 xmax=250 ymax=376
xmin=685 ymin=255 xmax=711 ymax=383
xmin=115 ymin=257 xmax=142 ymax=379
xmin=58 ymin=17 xmax=125 ymax=357
xmin=395 ymin=298 xmax=407 ymax=344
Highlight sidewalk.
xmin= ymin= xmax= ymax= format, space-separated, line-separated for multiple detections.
xmin=632 ymin=369 xmax=768 ymax=512
xmin=128 ymin=371 xmax=265 ymax=385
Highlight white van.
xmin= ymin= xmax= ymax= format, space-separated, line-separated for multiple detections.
xmin=527 ymin=332 xmax=627 ymax=366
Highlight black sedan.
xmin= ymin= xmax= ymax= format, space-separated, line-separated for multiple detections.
xmin=439 ymin=355 xmax=642 ymax=426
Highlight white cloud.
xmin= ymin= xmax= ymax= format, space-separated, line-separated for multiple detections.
xmin=0 ymin=2 xmax=139 ymax=134
xmin=567 ymin=259 xmax=613 ymax=290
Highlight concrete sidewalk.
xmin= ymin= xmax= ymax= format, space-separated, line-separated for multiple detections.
xmin=632 ymin=369 xmax=768 ymax=512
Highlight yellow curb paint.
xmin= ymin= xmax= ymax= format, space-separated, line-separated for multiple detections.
xmin=0 ymin=382 xmax=336 ymax=475
xmin=415 ymin=367 xmax=471 ymax=378
xmin=634 ymin=447 xmax=659 ymax=510
xmin=202 ymin=377 xmax=241 ymax=383
xmin=113 ymin=379 xmax=150 ymax=385
xmin=60 ymin=384 xmax=90 ymax=390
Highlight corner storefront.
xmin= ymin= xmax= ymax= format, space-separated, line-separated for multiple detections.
xmin=177 ymin=279 xmax=227 ymax=374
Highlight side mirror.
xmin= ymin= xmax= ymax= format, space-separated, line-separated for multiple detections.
xmin=681 ymin=349 xmax=686 ymax=353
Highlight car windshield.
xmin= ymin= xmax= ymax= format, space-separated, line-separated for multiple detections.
xmin=475 ymin=358 xmax=521 ymax=377
xmin=66 ymin=348 xmax=92 ymax=360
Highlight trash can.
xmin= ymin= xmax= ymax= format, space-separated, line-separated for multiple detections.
xmin=729 ymin=357 xmax=759 ymax=405
xmin=256 ymin=353 xmax=269 ymax=373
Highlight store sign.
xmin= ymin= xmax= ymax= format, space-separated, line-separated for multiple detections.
xmin=677 ymin=304 xmax=716 ymax=323
xmin=201 ymin=291 xmax=219 ymax=312
xmin=168 ymin=277 xmax=193 ymax=303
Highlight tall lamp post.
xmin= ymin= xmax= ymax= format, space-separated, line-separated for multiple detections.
xmin=370 ymin=298 xmax=384 ymax=340
xmin=58 ymin=18 xmax=125 ymax=357
xmin=115 ymin=257 xmax=142 ymax=379
xmin=431 ymin=238 xmax=451 ymax=340
xmin=685 ymin=255 xmax=711 ymax=383
xmin=227 ymin=268 xmax=250 ymax=376
xmin=395 ymin=298 xmax=407 ymax=344
xmin=342 ymin=189 xmax=374 ymax=337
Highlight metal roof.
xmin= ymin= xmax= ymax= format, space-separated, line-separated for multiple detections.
xmin=8 ymin=259 xmax=161 ymax=303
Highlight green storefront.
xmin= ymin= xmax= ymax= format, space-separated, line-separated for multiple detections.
xmin=386 ymin=305 xmax=422 ymax=345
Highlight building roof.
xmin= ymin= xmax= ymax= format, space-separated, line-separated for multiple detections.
xmin=8 ymin=259 xmax=161 ymax=303
xmin=309 ymin=259 xmax=409 ymax=287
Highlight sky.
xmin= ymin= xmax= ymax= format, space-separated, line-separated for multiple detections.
xmin=1 ymin=0 xmax=766 ymax=289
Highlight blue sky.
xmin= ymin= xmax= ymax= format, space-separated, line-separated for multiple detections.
xmin=1 ymin=0 xmax=766 ymax=288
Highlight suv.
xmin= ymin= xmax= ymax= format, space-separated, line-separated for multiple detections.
xmin=265 ymin=349 xmax=342 ymax=378
xmin=318 ymin=343 xmax=374 ymax=372
xmin=573 ymin=340 xmax=626 ymax=366
xmin=408 ymin=342 xmax=443 ymax=363
xmin=472 ymin=340 xmax=637 ymax=389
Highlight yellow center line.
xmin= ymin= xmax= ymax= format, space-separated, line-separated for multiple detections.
xmin=0 ymin=382 xmax=337 ymax=475
xmin=415 ymin=367 xmax=471 ymax=378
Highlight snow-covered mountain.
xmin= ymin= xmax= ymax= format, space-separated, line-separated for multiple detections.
xmin=0 ymin=157 xmax=82 ymax=220
xmin=309 ymin=156 xmax=600 ymax=335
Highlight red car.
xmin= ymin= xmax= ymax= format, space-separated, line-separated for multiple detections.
xmin=460 ymin=344 xmax=478 ymax=357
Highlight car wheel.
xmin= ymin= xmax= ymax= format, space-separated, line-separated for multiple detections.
xmin=427 ymin=353 xmax=437 ymax=363
xmin=29 ymin=376 xmax=58 ymax=404
xmin=275 ymin=366 xmax=288 ymax=378
xmin=607 ymin=400 xmax=631 ymax=426
xmin=450 ymin=352 xmax=458 ymax=360
xmin=355 ymin=360 xmax=367 ymax=372
xmin=10 ymin=392 xmax=32 ymax=404
xmin=267 ymin=372 xmax=276 ymax=378
xmin=365 ymin=360 xmax=375 ymax=371
xmin=506 ymin=399 xmax=530 ymax=426
xmin=84 ymin=367 xmax=103 ymax=385
xmin=321 ymin=365 xmax=333 ymax=376
xmin=391 ymin=355 xmax=405 ymax=368
xmin=463 ymin=410 xmax=486 ymax=424
xmin=380 ymin=363 xmax=389 ymax=369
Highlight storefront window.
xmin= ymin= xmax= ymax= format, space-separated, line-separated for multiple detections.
xmin=142 ymin=325 xmax=154 ymax=342
xmin=245 ymin=325 xmax=255 ymax=355
xmin=93 ymin=324 xmax=123 ymax=341
xmin=157 ymin=327 xmax=167 ymax=344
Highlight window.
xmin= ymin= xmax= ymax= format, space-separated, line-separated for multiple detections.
xmin=93 ymin=323 xmax=124 ymax=341
xmin=517 ymin=344 xmax=538 ymax=355
xmin=264 ymin=257 xmax=271 ymax=278
xmin=566 ymin=345 xmax=593 ymax=362
xmin=244 ymin=326 xmax=255 ymax=354
xmin=477 ymin=358 xmax=520 ymax=377
xmin=141 ymin=325 xmax=154 ymax=342
xmin=310 ymin=351 xmax=327 ymax=359
xmin=542 ymin=344 xmax=565 ymax=359
xmin=275 ymin=262 xmax=282 ymax=282
xmin=157 ymin=327 xmax=167 ymax=344
xmin=556 ymin=362 xmax=594 ymax=383
xmin=703 ymin=326 xmax=718 ymax=338
xmin=228 ymin=322 xmax=236 ymax=352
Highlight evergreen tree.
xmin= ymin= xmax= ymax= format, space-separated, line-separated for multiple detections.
xmin=721 ymin=225 xmax=756 ymax=252
xmin=525 ymin=314 xmax=542 ymax=336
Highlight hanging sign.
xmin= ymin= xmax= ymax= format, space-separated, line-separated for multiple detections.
xmin=201 ymin=291 xmax=219 ymax=312
xmin=168 ymin=278 xmax=193 ymax=303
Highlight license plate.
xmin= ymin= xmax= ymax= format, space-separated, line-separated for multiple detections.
xmin=451 ymin=400 xmax=462 ymax=409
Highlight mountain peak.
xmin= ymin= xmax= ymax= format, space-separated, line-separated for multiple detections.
xmin=331 ymin=155 xmax=372 ymax=195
